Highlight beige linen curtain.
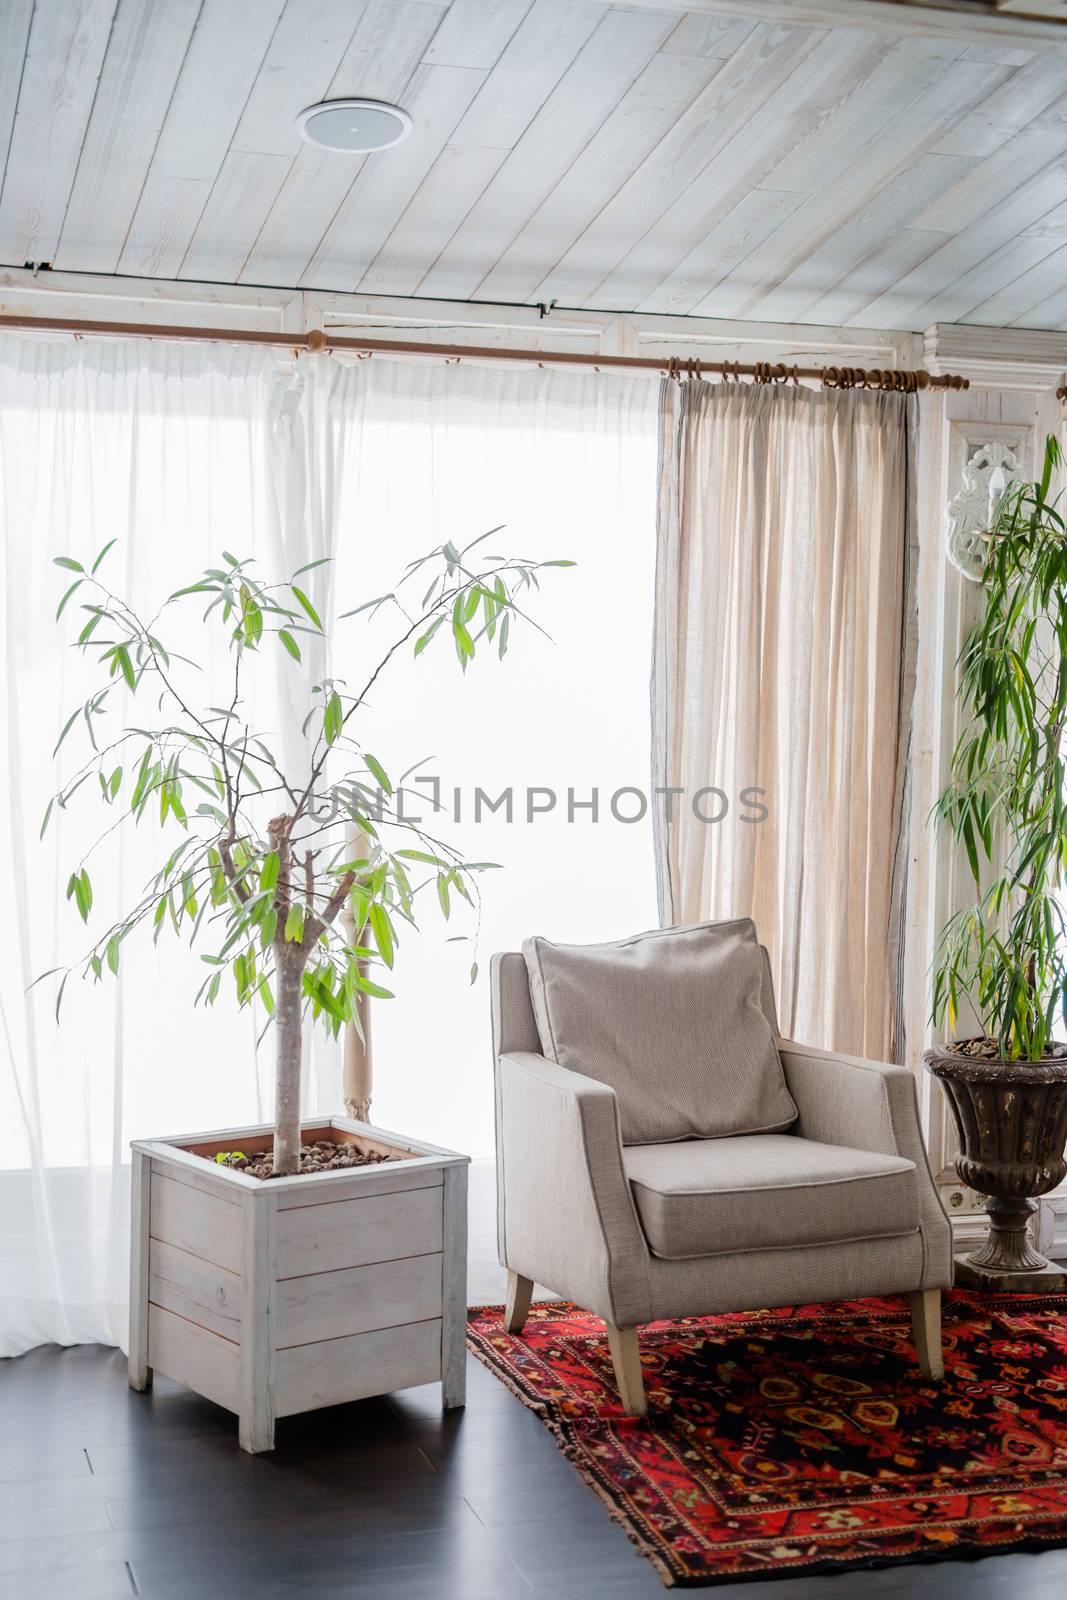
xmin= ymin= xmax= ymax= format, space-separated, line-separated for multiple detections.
xmin=652 ymin=379 xmax=917 ymax=1062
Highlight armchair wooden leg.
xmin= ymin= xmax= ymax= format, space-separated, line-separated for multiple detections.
xmin=504 ymin=1270 xmax=534 ymax=1333
xmin=606 ymin=1324 xmax=647 ymax=1416
xmin=910 ymin=1289 xmax=944 ymax=1380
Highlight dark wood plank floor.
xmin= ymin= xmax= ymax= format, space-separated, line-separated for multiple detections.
xmin=2 ymin=1341 xmax=1066 ymax=1599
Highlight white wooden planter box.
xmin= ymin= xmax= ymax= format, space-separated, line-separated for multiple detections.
xmin=128 ymin=1117 xmax=469 ymax=1452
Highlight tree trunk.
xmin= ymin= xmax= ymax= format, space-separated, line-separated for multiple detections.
xmin=273 ymin=954 xmax=305 ymax=1175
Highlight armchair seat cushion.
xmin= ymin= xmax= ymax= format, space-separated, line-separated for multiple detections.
xmin=623 ymin=1135 xmax=919 ymax=1260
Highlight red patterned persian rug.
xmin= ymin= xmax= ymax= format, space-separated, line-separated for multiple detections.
xmin=466 ymin=1292 xmax=1067 ymax=1587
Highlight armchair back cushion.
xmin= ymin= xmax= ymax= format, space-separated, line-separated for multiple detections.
xmin=522 ymin=920 xmax=797 ymax=1145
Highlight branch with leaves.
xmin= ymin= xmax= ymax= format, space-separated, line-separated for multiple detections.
xmin=41 ymin=533 xmax=573 ymax=1172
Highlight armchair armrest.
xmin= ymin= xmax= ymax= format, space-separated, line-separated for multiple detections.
xmin=779 ymin=1040 xmax=951 ymax=1281
xmin=496 ymin=1052 xmax=651 ymax=1327
xmin=779 ymin=1041 xmax=923 ymax=1161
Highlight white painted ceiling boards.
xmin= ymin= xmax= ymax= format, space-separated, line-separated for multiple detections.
xmin=4 ymin=0 xmax=1067 ymax=330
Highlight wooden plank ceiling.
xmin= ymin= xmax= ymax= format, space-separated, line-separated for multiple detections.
xmin=4 ymin=0 xmax=1067 ymax=331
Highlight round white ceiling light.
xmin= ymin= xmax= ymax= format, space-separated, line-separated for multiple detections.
xmin=296 ymin=99 xmax=413 ymax=153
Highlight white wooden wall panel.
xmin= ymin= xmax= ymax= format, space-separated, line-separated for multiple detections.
xmin=529 ymin=20 xmax=822 ymax=310
xmin=181 ymin=151 xmax=295 ymax=285
xmin=358 ymin=144 xmax=506 ymax=298
xmin=238 ymin=0 xmax=447 ymax=288
xmin=448 ymin=0 xmax=603 ymax=151
xmin=932 ymin=54 xmax=1067 ymax=159
xmin=661 ymin=11 xmax=755 ymax=58
xmin=228 ymin=0 xmax=366 ymax=159
xmin=55 ymin=0 xmax=201 ymax=275
xmin=304 ymin=63 xmax=487 ymax=291
xmin=743 ymin=154 xmax=972 ymax=328
xmin=415 ymin=6 xmax=677 ymax=302
xmin=119 ymin=175 xmax=217 ymax=280
xmin=0 ymin=0 xmax=118 ymax=266
xmin=916 ymin=124 xmax=1067 ymax=235
xmin=941 ymin=234 xmax=1067 ymax=330
xmin=113 ymin=0 xmax=285 ymax=280
xmin=412 ymin=6 xmax=681 ymax=302
xmin=0 ymin=2 xmax=39 ymax=196
xmin=473 ymin=49 xmax=720 ymax=306
xmin=422 ymin=0 xmax=531 ymax=69
xmin=692 ymin=56 xmax=1013 ymax=323
xmin=5 ymin=1 xmax=1067 ymax=329
xmin=146 ymin=0 xmax=284 ymax=182
xmin=865 ymin=164 xmax=1067 ymax=329
xmin=803 ymin=228 xmax=947 ymax=329
xmin=592 ymin=34 xmax=897 ymax=312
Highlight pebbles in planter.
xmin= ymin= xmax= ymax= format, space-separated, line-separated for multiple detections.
xmin=952 ymin=1035 xmax=1067 ymax=1061
xmin=212 ymin=1140 xmax=396 ymax=1180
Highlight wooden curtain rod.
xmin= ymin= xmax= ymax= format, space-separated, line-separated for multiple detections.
xmin=0 ymin=313 xmax=970 ymax=392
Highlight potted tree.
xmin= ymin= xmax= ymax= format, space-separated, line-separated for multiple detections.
xmin=43 ymin=534 xmax=570 ymax=1448
xmin=927 ymin=434 xmax=1067 ymax=1291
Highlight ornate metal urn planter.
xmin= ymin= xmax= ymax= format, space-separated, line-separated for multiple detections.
xmin=925 ymin=1043 xmax=1067 ymax=1292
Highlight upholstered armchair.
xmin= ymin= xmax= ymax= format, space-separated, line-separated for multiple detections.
xmin=491 ymin=921 xmax=952 ymax=1416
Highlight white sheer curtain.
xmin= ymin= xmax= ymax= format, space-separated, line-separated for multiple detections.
xmin=0 ymin=341 xmax=658 ymax=1354
xmin=0 ymin=336 xmax=328 ymax=1355
xmin=314 ymin=358 xmax=659 ymax=1158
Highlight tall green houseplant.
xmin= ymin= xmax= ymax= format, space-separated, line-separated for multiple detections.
xmin=44 ymin=535 xmax=570 ymax=1177
xmin=927 ymin=433 xmax=1067 ymax=1290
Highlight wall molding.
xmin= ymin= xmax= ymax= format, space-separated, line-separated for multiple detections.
xmin=0 ymin=266 xmax=919 ymax=372
xmin=924 ymin=323 xmax=1067 ymax=391
xmin=603 ymin=0 xmax=1067 ymax=52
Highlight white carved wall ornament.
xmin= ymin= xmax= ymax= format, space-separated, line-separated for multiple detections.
xmin=946 ymin=440 xmax=1022 ymax=582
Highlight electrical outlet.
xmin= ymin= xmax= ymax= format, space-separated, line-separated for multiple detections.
xmin=940 ymin=1182 xmax=986 ymax=1216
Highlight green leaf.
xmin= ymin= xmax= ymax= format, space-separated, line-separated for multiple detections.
xmin=56 ymin=579 xmax=83 ymax=619
xmin=364 ymin=753 xmax=392 ymax=795
xmin=369 ymin=903 xmax=395 ymax=968
xmin=90 ymin=539 xmax=118 ymax=575
xmin=292 ymin=557 xmax=333 ymax=580
xmin=77 ymin=612 xmax=102 ymax=646
xmin=115 ymin=644 xmax=136 ymax=690
xmin=68 ymin=867 xmax=93 ymax=923
xmin=414 ymin=617 xmax=444 ymax=656
xmin=350 ymin=971 xmax=395 ymax=1000
xmin=284 ymin=903 xmax=304 ymax=943
xmin=324 ymin=690 xmax=343 ymax=745
xmin=292 ymin=585 xmax=324 ymax=630
xmin=278 ymin=629 xmax=301 ymax=661
xmin=260 ymin=851 xmax=280 ymax=893
xmin=53 ymin=708 xmax=80 ymax=756
xmin=53 ymin=556 xmax=84 ymax=573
